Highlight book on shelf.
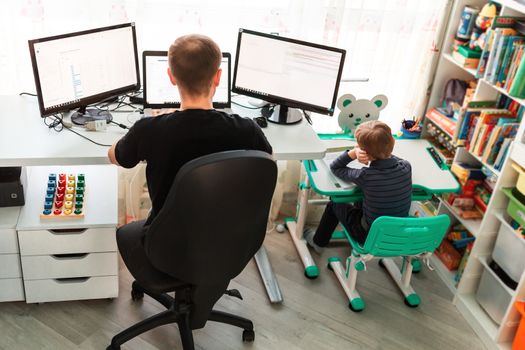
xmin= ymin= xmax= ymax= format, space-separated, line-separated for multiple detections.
xmin=509 ymin=48 xmax=525 ymax=98
xmin=467 ymin=109 xmax=513 ymax=151
xmin=496 ymin=37 xmax=524 ymax=87
xmin=486 ymin=122 xmax=520 ymax=165
xmin=457 ymin=101 xmax=497 ymax=143
xmin=426 ymin=108 xmax=455 ymax=136
xmin=476 ymin=16 xmax=525 ymax=80
xmin=494 ymin=138 xmax=512 ymax=169
xmin=452 ymin=50 xmax=480 ymax=69
xmin=482 ymin=125 xmax=502 ymax=162
xmin=505 ymin=43 xmax=524 ymax=90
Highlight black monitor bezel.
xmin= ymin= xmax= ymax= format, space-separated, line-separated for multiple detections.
xmin=232 ymin=28 xmax=346 ymax=116
xmin=143 ymin=51 xmax=232 ymax=109
xmin=28 ymin=22 xmax=141 ymax=117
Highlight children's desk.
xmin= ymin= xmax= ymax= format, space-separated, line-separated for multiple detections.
xmin=285 ymin=139 xmax=460 ymax=278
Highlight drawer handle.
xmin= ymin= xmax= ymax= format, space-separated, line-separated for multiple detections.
xmin=51 ymin=253 xmax=89 ymax=260
xmin=48 ymin=228 xmax=88 ymax=235
xmin=54 ymin=277 xmax=90 ymax=283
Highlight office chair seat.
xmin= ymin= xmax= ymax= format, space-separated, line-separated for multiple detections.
xmin=108 ymin=150 xmax=277 ymax=350
xmin=117 ymin=219 xmax=188 ymax=293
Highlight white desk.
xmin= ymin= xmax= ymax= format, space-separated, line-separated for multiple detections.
xmin=0 ymin=95 xmax=325 ymax=165
xmin=0 ymin=94 xmax=327 ymax=304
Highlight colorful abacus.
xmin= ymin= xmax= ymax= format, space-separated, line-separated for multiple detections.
xmin=40 ymin=173 xmax=85 ymax=219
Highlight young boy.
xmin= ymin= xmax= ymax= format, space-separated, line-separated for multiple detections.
xmin=304 ymin=120 xmax=412 ymax=253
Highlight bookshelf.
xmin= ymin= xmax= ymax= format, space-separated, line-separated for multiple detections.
xmin=423 ymin=0 xmax=525 ymax=349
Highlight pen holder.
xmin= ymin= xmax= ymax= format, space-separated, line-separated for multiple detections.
xmin=400 ymin=119 xmax=421 ymax=139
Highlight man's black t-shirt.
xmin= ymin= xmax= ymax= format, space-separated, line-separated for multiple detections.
xmin=115 ymin=109 xmax=273 ymax=225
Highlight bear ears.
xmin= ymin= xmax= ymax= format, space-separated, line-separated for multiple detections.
xmin=336 ymin=94 xmax=388 ymax=111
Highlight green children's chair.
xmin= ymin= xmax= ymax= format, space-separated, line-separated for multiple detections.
xmin=327 ymin=215 xmax=450 ymax=312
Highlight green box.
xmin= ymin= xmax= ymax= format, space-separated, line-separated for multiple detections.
xmin=457 ymin=45 xmax=482 ymax=59
xmin=502 ymin=188 xmax=525 ymax=227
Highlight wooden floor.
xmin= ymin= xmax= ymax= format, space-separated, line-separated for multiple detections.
xmin=0 ymin=229 xmax=485 ymax=350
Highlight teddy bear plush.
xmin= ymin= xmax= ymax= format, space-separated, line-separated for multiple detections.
xmin=336 ymin=94 xmax=388 ymax=135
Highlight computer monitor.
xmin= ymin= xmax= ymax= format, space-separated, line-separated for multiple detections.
xmin=143 ymin=51 xmax=231 ymax=109
xmin=232 ymin=29 xmax=346 ymax=124
xmin=28 ymin=23 xmax=140 ymax=123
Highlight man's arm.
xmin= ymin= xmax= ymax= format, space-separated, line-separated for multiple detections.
xmin=107 ymin=119 xmax=147 ymax=168
xmin=108 ymin=143 xmax=120 ymax=166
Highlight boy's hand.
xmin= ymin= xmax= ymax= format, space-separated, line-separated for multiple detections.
xmin=355 ymin=147 xmax=370 ymax=164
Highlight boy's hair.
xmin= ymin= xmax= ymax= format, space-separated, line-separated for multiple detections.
xmin=355 ymin=121 xmax=395 ymax=160
xmin=168 ymin=34 xmax=221 ymax=96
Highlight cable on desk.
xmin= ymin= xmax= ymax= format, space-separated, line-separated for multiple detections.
xmin=62 ymin=124 xmax=112 ymax=147
xmin=42 ymin=114 xmax=112 ymax=147
xmin=109 ymin=120 xmax=129 ymax=129
xmin=302 ymin=110 xmax=312 ymax=125
xmin=43 ymin=114 xmax=64 ymax=132
xmin=19 ymin=92 xmax=37 ymax=97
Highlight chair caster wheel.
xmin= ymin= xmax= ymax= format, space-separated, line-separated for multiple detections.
xmin=276 ymin=224 xmax=286 ymax=233
xmin=242 ymin=329 xmax=255 ymax=342
xmin=378 ymin=259 xmax=386 ymax=269
xmin=131 ymin=289 xmax=144 ymax=301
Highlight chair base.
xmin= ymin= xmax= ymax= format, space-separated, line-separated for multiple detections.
xmin=328 ymin=255 xmax=421 ymax=312
xmin=108 ymin=281 xmax=255 ymax=350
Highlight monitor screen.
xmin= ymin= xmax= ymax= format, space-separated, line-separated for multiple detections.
xmin=232 ymin=29 xmax=345 ymax=116
xmin=29 ymin=23 xmax=140 ymax=117
xmin=143 ymin=51 xmax=231 ymax=109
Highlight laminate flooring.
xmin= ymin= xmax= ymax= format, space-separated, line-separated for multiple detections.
xmin=0 ymin=229 xmax=485 ymax=350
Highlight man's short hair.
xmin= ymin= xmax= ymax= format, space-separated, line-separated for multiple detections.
xmin=168 ymin=34 xmax=221 ymax=96
xmin=355 ymin=120 xmax=395 ymax=160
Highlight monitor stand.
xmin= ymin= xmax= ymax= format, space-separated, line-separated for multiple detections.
xmin=70 ymin=107 xmax=113 ymax=126
xmin=267 ymin=105 xmax=302 ymax=125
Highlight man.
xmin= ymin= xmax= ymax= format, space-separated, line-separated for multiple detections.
xmin=109 ymin=34 xmax=272 ymax=225
xmin=108 ymin=35 xmax=272 ymax=279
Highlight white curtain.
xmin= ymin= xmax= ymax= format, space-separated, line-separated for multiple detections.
xmin=2 ymin=0 xmax=448 ymax=223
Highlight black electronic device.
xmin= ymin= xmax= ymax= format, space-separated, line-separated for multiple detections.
xmin=0 ymin=167 xmax=26 ymax=207
xmin=232 ymin=29 xmax=346 ymax=125
xmin=28 ymin=23 xmax=140 ymax=124
xmin=143 ymin=51 xmax=231 ymax=109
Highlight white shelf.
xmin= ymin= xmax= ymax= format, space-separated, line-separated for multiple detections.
xmin=480 ymin=78 xmax=525 ymax=107
xmin=456 ymin=294 xmax=500 ymax=349
xmin=440 ymin=198 xmax=482 ymax=236
xmin=443 ymin=53 xmax=477 ymax=77
xmin=430 ymin=254 xmax=458 ymax=294
xmin=511 ymin=141 xmax=525 ymax=169
xmin=465 ymin=147 xmax=502 ymax=177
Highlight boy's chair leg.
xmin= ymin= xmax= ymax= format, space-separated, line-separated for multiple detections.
xmin=379 ymin=257 xmax=421 ymax=308
xmin=327 ymin=252 xmax=365 ymax=312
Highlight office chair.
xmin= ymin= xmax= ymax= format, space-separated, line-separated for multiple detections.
xmin=107 ymin=150 xmax=277 ymax=350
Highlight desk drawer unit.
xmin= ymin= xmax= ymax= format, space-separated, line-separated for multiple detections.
xmin=0 ymin=208 xmax=24 ymax=302
xmin=0 ymin=278 xmax=25 ymax=301
xmin=21 ymin=252 xmax=117 ymax=280
xmin=18 ymin=228 xmax=119 ymax=303
xmin=17 ymin=227 xmax=117 ymax=256
xmin=24 ymin=276 xmax=118 ymax=303
xmin=0 ymin=228 xmax=19 ymax=254
xmin=16 ymin=166 xmax=119 ymax=303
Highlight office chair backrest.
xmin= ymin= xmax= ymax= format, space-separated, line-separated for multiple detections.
xmin=358 ymin=215 xmax=451 ymax=257
xmin=144 ymin=150 xmax=277 ymax=286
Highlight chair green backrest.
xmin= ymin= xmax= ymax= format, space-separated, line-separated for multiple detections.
xmin=349 ymin=215 xmax=450 ymax=257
